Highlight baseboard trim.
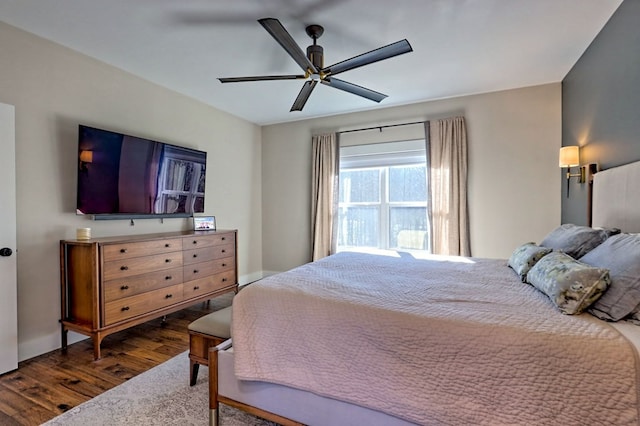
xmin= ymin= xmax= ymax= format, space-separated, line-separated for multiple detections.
xmin=238 ymin=271 xmax=265 ymax=286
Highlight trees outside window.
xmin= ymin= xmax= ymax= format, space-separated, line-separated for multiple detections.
xmin=338 ymin=163 xmax=428 ymax=251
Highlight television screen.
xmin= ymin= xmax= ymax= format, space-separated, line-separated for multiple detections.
xmin=76 ymin=125 xmax=206 ymax=217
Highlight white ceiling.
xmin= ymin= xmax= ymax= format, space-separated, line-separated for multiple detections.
xmin=0 ymin=0 xmax=622 ymax=125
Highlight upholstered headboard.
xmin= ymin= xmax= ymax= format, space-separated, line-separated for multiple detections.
xmin=591 ymin=160 xmax=640 ymax=233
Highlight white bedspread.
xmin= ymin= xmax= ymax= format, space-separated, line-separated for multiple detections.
xmin=232 ymin=251 xmax=640 ymax=425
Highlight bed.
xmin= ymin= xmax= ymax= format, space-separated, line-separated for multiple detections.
xmin=209 ymin=160 xmax=640 ymax=426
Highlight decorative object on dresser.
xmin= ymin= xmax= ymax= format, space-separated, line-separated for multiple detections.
xmin=60 ymin=229 xmax=238 ymax=360
xmin=194 ymin=216 xmax=216 ymax=231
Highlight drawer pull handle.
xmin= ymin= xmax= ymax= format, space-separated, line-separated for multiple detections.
xmin=120 ymin=266 xmax=129 ymax=271
xmin=120 ymin=248 xmax=127 ymax=253
xmin=193 ymin=286 xmax=200 ymax=290
xmin=165 ymin=259 xmax=171 ymax=263
xmin=165 ymin=294 xmax=173 ymax=299
xmin=222 ymin=263 xmax=227 ymax=267
xmin=192 ymin=254 xmax=198 ymax=258
xmin=222 ymin=278 xmax=228 ymax=282
xmin=165 ymin=243 xmax=170 ymax=248
xmin=193 ymin=269 xmax=199 ymax=274
xmin=192 ymin=240 xmax=198 ymax=245
xmin=121 ymin=306 xmax=130 ymax=311
xmin=221 ymin=249 xmax=226 ymax=253
xmin=120 ymin=285 xmax=129 ymax=290
xmin=222 ymin=237 xmax=226 ymax=241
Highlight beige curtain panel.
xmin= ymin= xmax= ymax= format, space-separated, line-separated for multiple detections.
xmin=311 ymin=133 xmax=339 ymax=261
xmin=426 ymin=116 xmax=471 ymax=256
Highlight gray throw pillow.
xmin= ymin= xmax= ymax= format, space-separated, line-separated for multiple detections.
xmin=580 ymin=233 xmax=640 ymax=321
xmin=526 ymin=251 xmax=610 ymax=315
xmin=540 ymin=224 xmax=614 ymax=259
xmin=508 ymin=242 xmax=552 ymax=282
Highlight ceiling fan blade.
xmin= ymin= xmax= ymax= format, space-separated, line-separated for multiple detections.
xmin=322 ymin=39 xmax=412 ymax=76
xmin=219 ymin=75 xmax=305 ymax=83
xmin=258 ymin=18 xmax=318 ymax=74
xmin=321 ymin=77 xmax=387 ymax=103
xmin=291 ymin=80 xmax=318 ymax=111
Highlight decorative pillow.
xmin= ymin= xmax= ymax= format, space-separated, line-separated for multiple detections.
xmin=508 ymin=242 xmax=552 ymax=282
xmin=580 ymin=233 xmax=640 ymax=321
xmin=593 ymin=226 xmax=622 ymax=236
xmin=539 ymin=224 xmax=614 ymax=259
xmin=526 ymin=251 xmax=610 ymax=315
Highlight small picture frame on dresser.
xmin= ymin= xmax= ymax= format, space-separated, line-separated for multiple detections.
xmin=193 ymin=216 xmax=216 ymax=231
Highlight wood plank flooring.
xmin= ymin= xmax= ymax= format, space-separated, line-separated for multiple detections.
xmin=0 ymin=293 xmax=233 ymax=426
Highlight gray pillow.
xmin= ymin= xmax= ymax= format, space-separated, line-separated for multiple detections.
xmin=540 ymin=224 xmax=613 ymax=259
xmin=526 ymin=251 xmax=610 ymax=315
xmin=580 ymin=233 xmax=640 ymax=321
xmin=508 ymin=242 xmax=552 ymax=282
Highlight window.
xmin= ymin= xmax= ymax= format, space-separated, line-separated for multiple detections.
xmin=337 ymin=140 xmax=429 ymax=252
xmin=155 ymin=146 xmax=206 ymax=214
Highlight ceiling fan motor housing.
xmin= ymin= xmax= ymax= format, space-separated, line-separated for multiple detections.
xmin=307 ymin=44 xmax=324 ymax=70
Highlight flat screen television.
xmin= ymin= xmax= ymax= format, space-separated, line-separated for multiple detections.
xmin=76 ymin=125 xmax=207 ymax=219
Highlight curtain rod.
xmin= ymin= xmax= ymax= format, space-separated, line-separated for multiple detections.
xmin=337 ymin=120 xmax=425 ymax=135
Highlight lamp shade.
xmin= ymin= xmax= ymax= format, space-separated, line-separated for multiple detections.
xmin=559 ymin=146 xmax=579 ymax=168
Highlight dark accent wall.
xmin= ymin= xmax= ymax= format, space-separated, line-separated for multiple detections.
xmin=562 ymin=0 xmax=640 ymax=224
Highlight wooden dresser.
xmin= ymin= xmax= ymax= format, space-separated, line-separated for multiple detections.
xmin=60 ymin=230 xmax=238 ymax=359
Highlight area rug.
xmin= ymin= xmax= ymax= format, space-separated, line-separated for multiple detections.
xmin=42 ymin=351 xmax=276 ymax=425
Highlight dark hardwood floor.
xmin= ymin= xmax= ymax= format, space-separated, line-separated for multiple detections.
xmin=0 ymin=293 xmax=233 ymax=426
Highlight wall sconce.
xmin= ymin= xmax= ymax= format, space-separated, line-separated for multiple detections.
xmin=559 ymin=146 xmax=585 ymax=197
xmin=79 ymin=150 xmax=93 ymax=172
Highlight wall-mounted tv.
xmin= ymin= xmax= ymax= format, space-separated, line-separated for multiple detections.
xmin=76 ymin=125 xmax=207 ymax=219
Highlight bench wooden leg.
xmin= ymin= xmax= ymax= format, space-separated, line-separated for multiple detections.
xmin=190 ymin=359 xmax=200 ymax=386
xmin=189 ymin=329 xmax=227 ymax=385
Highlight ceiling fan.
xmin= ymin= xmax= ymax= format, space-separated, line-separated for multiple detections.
xmin=218 ymin=18 xmax=413 ymax=112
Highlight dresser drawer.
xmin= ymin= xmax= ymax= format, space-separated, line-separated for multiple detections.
xmin=104 ymin=283 xmax=183 ymax=325
xmin=104 ymin=267 xmax=184 ymax=303
xmin=183 ymin=243 xmax=235 ymax=265
xmin=103 ymin=238 xmax=182 ymax=260
xmin=182 ymin=232 xmax=234 ymax=250
xmin=183 ymin=256 xmax=235 ymax=282
xmin=103 ymin=251 xmax=183 ymax=281
xmin=183 ymin=270 xmax=237 ymax=299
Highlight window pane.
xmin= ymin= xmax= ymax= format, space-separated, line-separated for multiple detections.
xmin=389 ymin=207 xmax=428 ymax=250
xmin=339 ymin=169 xmax=380 ymax=203
xmin=337 ymin=206 xmax=379 ymax=248
xmin=388 ymin=165 xmax=426 ymax=202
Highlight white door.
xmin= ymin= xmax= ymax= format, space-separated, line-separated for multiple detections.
xmin=0 ymin=102 xmax=18 ymax=374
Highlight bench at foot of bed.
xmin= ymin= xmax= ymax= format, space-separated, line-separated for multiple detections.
xmin=188 ymin=306 xmax=232 ymax=386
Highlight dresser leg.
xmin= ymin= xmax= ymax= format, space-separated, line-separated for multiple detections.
xmin=92 ymin=334 xmax=102 ymax=360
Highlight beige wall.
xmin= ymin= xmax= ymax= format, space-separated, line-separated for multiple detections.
xmin=262 ymin=83 xmax=561 ymax=273
xmin=0 ymin=22 xmax=263 ymax=361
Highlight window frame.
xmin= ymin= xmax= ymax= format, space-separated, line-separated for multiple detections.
xmin=338 ymin=139 xmax=429 ymax=252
